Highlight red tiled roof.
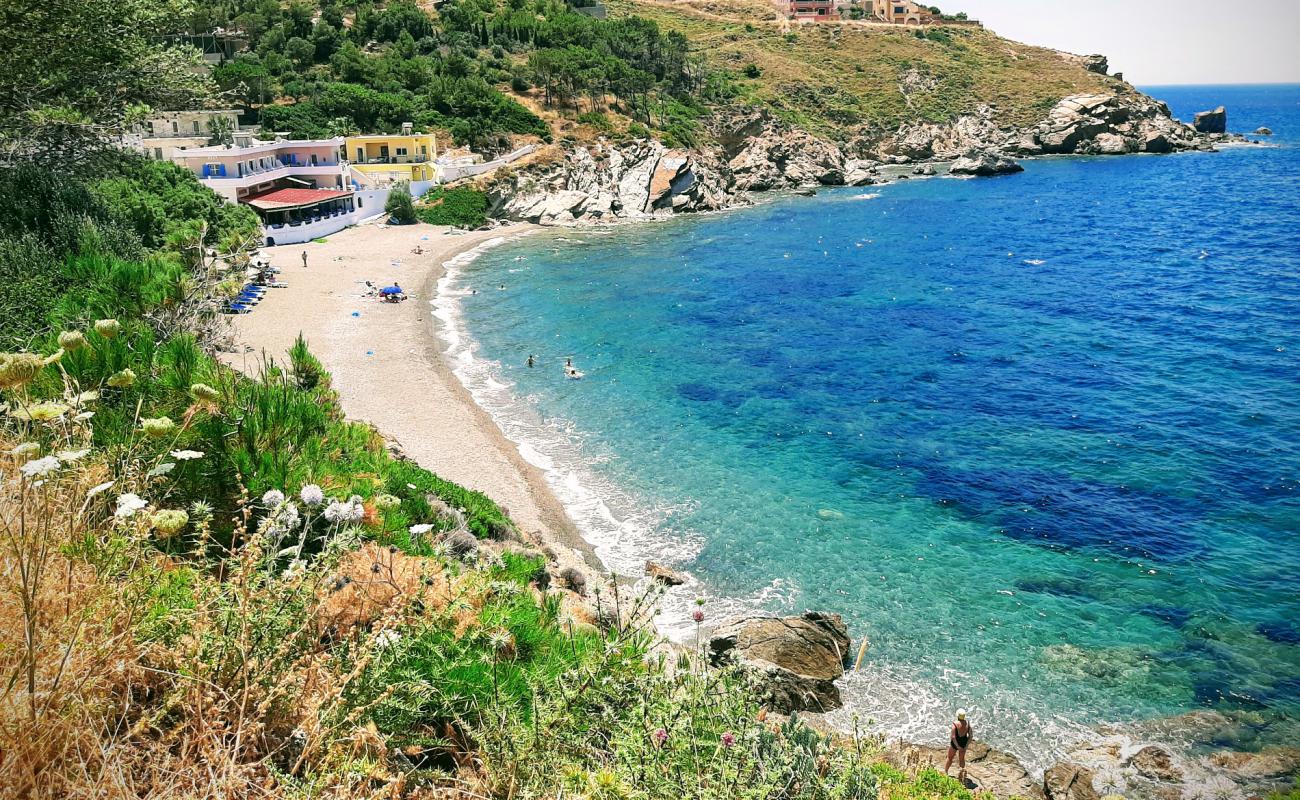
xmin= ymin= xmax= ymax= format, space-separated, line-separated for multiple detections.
xmin=243 ymin=187 xmax=352 ymax=211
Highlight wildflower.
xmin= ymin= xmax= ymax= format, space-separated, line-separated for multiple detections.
xmin=9 ymin=402 xmax=69 ymax=422
xmin=374 ymin=629 xmax=401 ymax=650
xmin=8 ymin=442 xmax=39 ymax=458
xmin=140 ymin=417 xmax=175 ymax=439
xmin=692 ymin=609 xmax=704 ymax=623
xmin=74 ymin=411 xmax=95 ymax=422
xmin=190 ymin=383 xmax=220 ymax=402
xmin=94 ymin=319 xmax=121 ymax=339
xmin=114 ymin=493 xmax=148 ymax=519
xmin=652 ymin=728 xmax=668 ymax=746
xmin=170 ymin=449 xmax=204 ymax=460
xmin=150 ymin=509 xmax=189 ymax=538
xmin=20 ymin=455 xmax=61 ymax=478
xmin=106 ymin=368 xmax=136 ymax=388
xmin=375 ymin=493 xmax=401 ymax=510
xmin=87 ymin=481 xmax=114 ymax=498
xmin=721 ymin=731 xmax=736 ymax=748
xmin=283 ymin=559 xmax=307 ymax=580
xmin=57 ymin=330 xmax=87 ymax=351
xmin=270 ymin=502 xmax=300 ymax=532
xmin=56 ymin=448 xmax=90 ymax=462
xmin=409 ymin=523 xmax=434 ymax=538
xmin=299 ymin=484 xmax=325 ymax=506
xmin=323 ymin=500 xmax=352 ymax=523
xmin=261 ymin=489 xmax=286 ymax=507
xmin=43 ymin=349 xmax=64 ymax=365
xmin=0 ymin=353 xmax=46 ymax=389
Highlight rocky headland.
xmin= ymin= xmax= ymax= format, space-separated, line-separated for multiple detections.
xmin=484 ymin=79 xmax=1246 ymax=226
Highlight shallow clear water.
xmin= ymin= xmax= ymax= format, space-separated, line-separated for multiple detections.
xmin=440 ymin=85 xmax=1300 ymax=771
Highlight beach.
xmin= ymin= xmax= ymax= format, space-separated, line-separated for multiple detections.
xmin=220 ymin=219 xmax=593 ymax=566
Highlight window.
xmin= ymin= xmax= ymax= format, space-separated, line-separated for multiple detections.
xmin=154 ymin=148 xmax=163 ymax=160
xmin=356 ymin=148 xmax=364 ymax=162
xmin=171 ymin=120 xmax=178 ymax=133
xmin=396 ymin=147 xmax=408 ymax=156
xmin=193 ymin=120 xmax=201 ymax=134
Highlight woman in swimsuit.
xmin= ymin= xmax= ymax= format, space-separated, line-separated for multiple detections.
xmin=944 ymin=709 xmax=972 ymax=780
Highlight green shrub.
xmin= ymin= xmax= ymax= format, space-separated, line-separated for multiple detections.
xmin=385 ymin=182 xmax=419 ymax=224
xmin=416 ymin=187 xmax=489 ymax=229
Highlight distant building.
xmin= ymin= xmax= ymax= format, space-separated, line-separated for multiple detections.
xmin=123 ymin=110 xmax=248 ymax=161
xmin=170 ymin=135 xmax=360 ymax=245
xmin=867 ymin=0 xmax=936 ymax=24
xmin=789 ymin=0 xmax=839 ymax=21
xmin=344 ymin=125 xmax=439 ymax=188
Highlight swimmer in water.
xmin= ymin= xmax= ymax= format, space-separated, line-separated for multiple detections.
xmin=944 ymin=709 xmax=972 ymax=781
xmin=527 ymin=354 xmax=535 ymax=368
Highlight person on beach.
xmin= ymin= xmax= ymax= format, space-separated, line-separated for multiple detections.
xmin=301 ymin=250 xmax=309 ymax=268
xmin=945 ymin=709 xmax=972 ymax=780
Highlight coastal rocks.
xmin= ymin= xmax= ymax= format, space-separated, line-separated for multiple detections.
xmin=843 ymin=159 xmax=879 ymax=186
xmin=1043 ymin=763 xmax=1100 ymax=800
xmin=913 ymin=164 xmax=937 ymax=176
xmin=1128 ymin=745 xmax=1182 ymax=783
xmin=710 ymin=108 xmax=847 ymax=191
xmin=1018 ymin=92 xmax=1202 ymax=156
xmin=708 ymin=611 xmax=851 ymax=713
xmin=645 ymin=560 xmax=686 ymax=586
xmin=949 ymin=150 xmax=1024 ymax=176
xmin=875 ymin=106 xmax=1008 ymax=162
xmin=1194 ymin=106 xmax=1228 ymax=134
xmin=1254 ymin=126 xmax=1273 ymax=135
xmin=890 ymin=742 xmax=1044 ymax=800
xmin=1208 ymin=747 xmax=1300 ymax=780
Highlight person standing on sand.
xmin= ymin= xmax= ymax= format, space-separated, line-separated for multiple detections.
xmin=301 ymin=250 xmax=308 ymax=268
xmin=945 ymin=709 xmax=972 ymax=781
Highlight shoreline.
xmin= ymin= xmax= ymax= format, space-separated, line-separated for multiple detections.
xmin=220 ymin=219 xmax=603 ymax=578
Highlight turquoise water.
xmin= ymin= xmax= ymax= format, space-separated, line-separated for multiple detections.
xmin=438 ymin=85 xmax=1300 ymax=770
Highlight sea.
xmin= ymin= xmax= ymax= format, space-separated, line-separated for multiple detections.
xmin=432 ymin=85 xmax=1300 ymax=779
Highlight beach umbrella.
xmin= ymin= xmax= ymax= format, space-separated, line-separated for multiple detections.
xmin=380 ymin=286 xmax=402 ymax=296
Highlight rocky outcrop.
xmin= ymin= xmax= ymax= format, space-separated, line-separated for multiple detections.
xmin=644 ymin=560 xmax=686 ymax=586
xmin=716 ymin=110 xmax=846 ymax=190
xmin=1043 ymin=763 xmax=1099 ymax=800
xmin=950 ymin=150 xmax=1024 ymax=176
xmin=708 ymin=611 xmax=851 ymax=713
xmin=889 ymin=742 xmax=1044 ymax=800
xmin=1128 ymin=745 xmax=1182 ymax=783
xmin=1208 ymin=747 xmax=1300 ymax=780
xmin=1194 ymin=106 xmax=1227 ymax=134
xmin=1016 ymin=92 xmax=1205 ymax=156
xmin=1081 ymin=54 xmax=1109 ymax=75
xmin=872 ymin=105 xmax=1007 ymax=161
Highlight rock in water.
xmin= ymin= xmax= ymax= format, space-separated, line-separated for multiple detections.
xmin=1043 ymin=763 xmax=1100 ymax=800
xmin=1208 ymin=746 xmax=1300 ymax=779
xmin=949 ymin=150 xmax=1024 ymax=177
xmin=1254 ymin=126 xmax=1273 ymax=135
xmin=708 ymin=611 xmax=851 ymax=713
xmin=1128 ymin=745 xmax=1182 ymax=782
xmin=1193 ymin=106 xmax=1227 ymax=134
xmin=645 ymin=560 xmax=686 ymax=586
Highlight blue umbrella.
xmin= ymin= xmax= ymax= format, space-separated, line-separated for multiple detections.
xmin=379 ymin=285 xmax=403 ymax=296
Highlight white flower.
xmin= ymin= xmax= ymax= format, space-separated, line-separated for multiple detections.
xmin=74 ymin=411 xmax=95 ymax=422
xmin=261 ymin=489 xmax=286 ymax=507
xmin=346 ymin=502 xmax=365 ymax=523
xmin=408 ymin=523 xmax=434 ymax=537
xmin=87 ymin=481 xmax=114 ymax=498
xmin=170 ymin=449 xmax=204 ymax=461
xmin=282 ymin=558 xmax=307 ymax=579
xmin=276 ymin=502 xmax=301 ymax=531
xmin=323 ymin=500 xmax=348 ymax=523
xmin=8 ymin=442 xmax=39 ymax=457
xmin=56 ymin=449 xmax=90 ymax=462
xmin=299 ymin=484 xmax=325 ymax=506
xmin=20 ymin=455 xmax=61 ymax=478
xmin=374 ymin=629 xmax=401 ymax=650
xmin=114 ymin=493 xmax=148 ymax=519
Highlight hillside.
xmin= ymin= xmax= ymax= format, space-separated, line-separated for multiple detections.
xmin=605 ymin=0 xmax=1117 ymax=138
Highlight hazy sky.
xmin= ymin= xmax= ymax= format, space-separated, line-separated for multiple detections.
xmin=949 ymin=0 xmax=1300 ymax=85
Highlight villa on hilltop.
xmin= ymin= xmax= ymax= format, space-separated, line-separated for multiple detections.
xmin=781 ymin=0 xmax=975 ymax=25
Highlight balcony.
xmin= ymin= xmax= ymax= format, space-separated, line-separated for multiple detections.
xmin=356 ymin=155 xmax=431 ymax=165
xmin=198 ymin=160 xmax=347 ymax=188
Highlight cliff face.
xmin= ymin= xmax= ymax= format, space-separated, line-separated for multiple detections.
xmin=485 ymin=86 xmax=1231 ymax=226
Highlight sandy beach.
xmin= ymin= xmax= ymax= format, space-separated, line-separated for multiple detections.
xmin=220 ymin=219 xmax=595 ymax=564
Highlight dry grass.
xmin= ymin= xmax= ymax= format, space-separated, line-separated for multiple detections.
xmin=608 ymin=0 xmax=1114 ymax=136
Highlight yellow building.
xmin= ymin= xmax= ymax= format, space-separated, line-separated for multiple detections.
xmin=344 ymin=126 xmax=439 ymax=187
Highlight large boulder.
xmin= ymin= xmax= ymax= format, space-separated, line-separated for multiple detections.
xmin=1044 ymin=763 xmax=1100 ymax=800
xmin=1254 ymin=126 xmax=1273 ymax=136
xmin=1193 ymin=106 xmax=1227 ymax=134
xmin=1081 ymin=54 xmax=1109 ymax=75
xmin=1128 ymin=745 xmax=1182 ymax=782
xmin=708 ymin=611 xmax=851 ymax=713
xmin=949 ymin=150 xmax=1024 ymax=177
xmin=1090 ymin=132 xmax=1133 ymax=155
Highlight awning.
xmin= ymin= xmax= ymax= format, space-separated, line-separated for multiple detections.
xmin=243 ymin=187 xmax=353 ymax=211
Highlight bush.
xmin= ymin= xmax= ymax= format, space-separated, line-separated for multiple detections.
xmin=743 ymin=63 xmax=762 ymax=79
xmin=384 ymin=182 xmax=418 ymax=224
xmin=416 ymin=187 xmax=489 ymax=229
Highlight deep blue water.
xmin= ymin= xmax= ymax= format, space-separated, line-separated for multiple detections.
xmin=442 ymin=85 xmax=1300 ymax=769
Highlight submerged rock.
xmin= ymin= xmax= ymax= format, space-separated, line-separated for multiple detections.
xmin=1208 ymin=746 xmax=1300 ymax=780
xmin=1128 ymin=744 xmax=1182 ymax=782
xmin=708 ymin=611 xmax=851 ymax=713
xmin=1253 ymin=126 xmax=1273 ymax=136
xmin=1194 ymin=106 xmax=1227 ymax=134
xmin=950 ymin=150 xmax=1024 ymax=177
